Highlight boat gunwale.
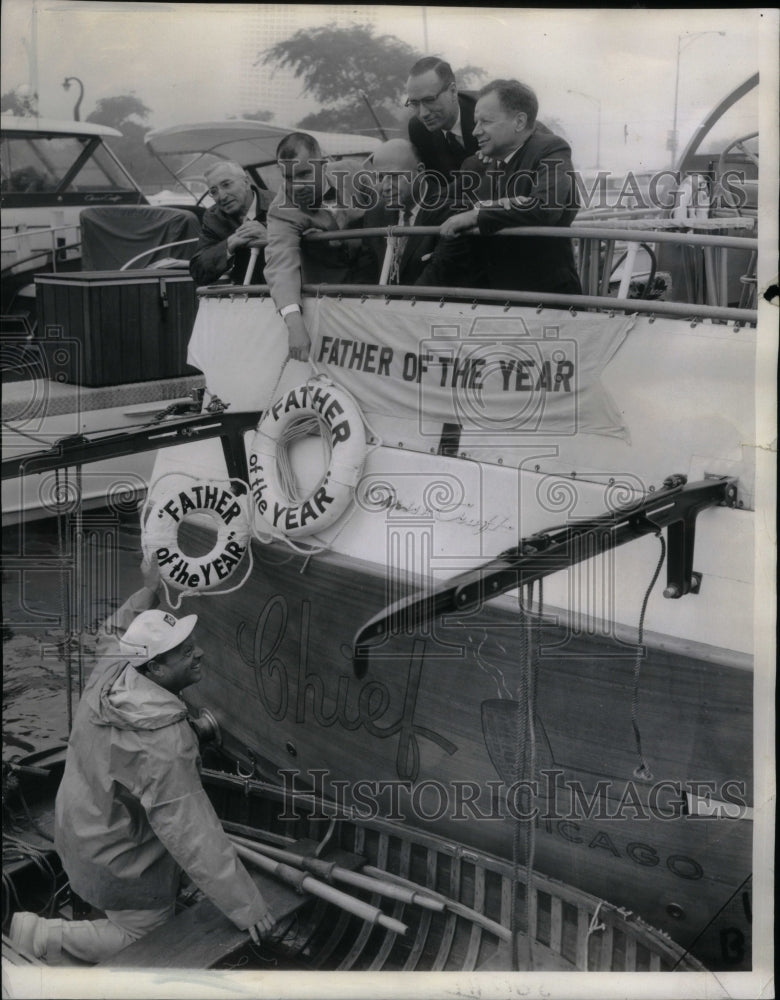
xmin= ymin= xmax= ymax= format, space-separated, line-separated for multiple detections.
xmin=195 ymin=280 xmax=757 ymax=326
xmin=227 ymin=528 xmax=753 ymax=672
xmin=202 ymin=766 xmax=708 ymax=971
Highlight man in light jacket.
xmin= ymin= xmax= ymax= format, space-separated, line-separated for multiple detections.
xmin=9 ymin=563 xmax=274 ymax=964
xmin=263 ymin=132 xmax=360 ymax=362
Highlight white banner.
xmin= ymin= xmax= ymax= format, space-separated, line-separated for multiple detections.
xmin=310 ymin=297 xmax=633 ymax=440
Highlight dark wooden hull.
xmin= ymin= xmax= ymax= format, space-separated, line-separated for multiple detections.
xmin=177 ymin=530 xmax=753 ymax=971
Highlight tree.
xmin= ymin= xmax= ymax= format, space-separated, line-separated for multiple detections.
xmin=262 ymin=22 xmax=485 ymax=137
xmin=85 ymin=94 xmax=171 ymax=187
xmin=1 ymin=86 xmax=39 ymax=116
xmin=242 ymin=109 xmax=275 ymax=122
xmin=86 ymin=95 xmax=151 ymax=131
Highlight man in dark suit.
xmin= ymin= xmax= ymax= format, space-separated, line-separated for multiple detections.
xmin=189 ymin=161 xmax=272 ymax=286
xmin=439 ymin=79 xmax=582 ymax=296
xmin=405 ymin=58 xmax=479 ymax=182
xmin=351 ymin=139 xmax=475 ymax=288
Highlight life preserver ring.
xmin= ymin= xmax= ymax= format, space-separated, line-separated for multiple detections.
xmin=248 ymin=380 xmax=367 ymax=538
xmin=142 ymin=480 xmax=251 ymax=592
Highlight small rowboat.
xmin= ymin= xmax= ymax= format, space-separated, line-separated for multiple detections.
xmin=1 ymin=752 xmax=704 ymax=973
xmin=199 ymin=766 xmax=706 ymax=972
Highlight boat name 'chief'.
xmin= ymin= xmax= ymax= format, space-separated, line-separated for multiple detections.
xmin=237 ymin=595 xmax=457 ymax=781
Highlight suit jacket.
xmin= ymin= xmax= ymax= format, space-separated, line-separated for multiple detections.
xmin=351 ymin=200 xmax=477 ymax=288
xmin=189 ymin=186 xmax=273 ymax=286
xmin=408 ymin=93 xmax=479 ymax=181
xmin=463 ymin=126 xmax=582 ymax=295
xmin=263 ymin=190 xmax=358 ymax=310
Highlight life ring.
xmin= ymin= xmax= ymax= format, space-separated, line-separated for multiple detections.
xmin=248 ymin=381 xmax=367 ymax=538
xmin=142 ymin=479 xmax=251 ymax=592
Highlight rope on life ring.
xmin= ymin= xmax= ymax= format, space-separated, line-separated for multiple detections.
xmin=141 ymin=473 xmax=253 ymax=609
xmin=248 ymin=378 xmax=368 ymax=542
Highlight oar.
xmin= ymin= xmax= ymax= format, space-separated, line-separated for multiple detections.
xmin=232 ymin=839 xmax=407 ymax=936
xmin=361 ymin=864 xmax=513 ymax=943
xmin=228 ymin=832 xmax=443 ymax=911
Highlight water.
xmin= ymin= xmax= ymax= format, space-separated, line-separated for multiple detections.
xmin=2 ymin=512 xmax=148 ymax=764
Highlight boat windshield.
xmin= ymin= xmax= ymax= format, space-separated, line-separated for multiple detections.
xmin=1 ymin=133 xmax=139 ymax=198
xmin=697 ymin=85 xmax=758 ymax=158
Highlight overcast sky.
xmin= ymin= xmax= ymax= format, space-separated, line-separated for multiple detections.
xmin=0 ymin=3 xmax=770 ymax=172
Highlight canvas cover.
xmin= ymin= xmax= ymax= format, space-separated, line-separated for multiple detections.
xmin=80 ymin=205 xmax=201 ymax=271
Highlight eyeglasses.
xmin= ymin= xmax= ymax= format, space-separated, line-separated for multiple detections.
xmin=404 ymin=84 xmax=450 ymax=110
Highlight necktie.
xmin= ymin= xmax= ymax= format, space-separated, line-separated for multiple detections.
xmin=445 ymin=131 xmax=464 ymax=159
xmin=380 ymin=210 xmax=411 ymax=285
xmin=389 ymin=210 xmax=412 ymax=284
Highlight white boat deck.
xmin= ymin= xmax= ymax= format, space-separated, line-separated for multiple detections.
xmin=2 ymin=374 xmax=204 ymax=422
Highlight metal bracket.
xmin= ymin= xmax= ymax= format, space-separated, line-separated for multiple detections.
xmin=353 ymin=474 xmax=738 ymax=676
xmin=2 ymin=410 xmax=262 ymax=486
xmin=658 ymin=475 xmax=737 ymax=599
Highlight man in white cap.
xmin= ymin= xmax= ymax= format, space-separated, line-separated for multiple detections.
xmin=10 ymin=566 xmax=274 ymax=964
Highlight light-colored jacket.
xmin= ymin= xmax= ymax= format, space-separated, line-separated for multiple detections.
xmin=263 ymin=191 xmax=357 ymax=310
xmin=54 ymin=592 xmax=267 ymax=928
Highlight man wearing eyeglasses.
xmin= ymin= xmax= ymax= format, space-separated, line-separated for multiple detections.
xmin=405 ymin=57 xmax=479 ymax=182
xmin=190 ymin=161 xmax=272 ymax=286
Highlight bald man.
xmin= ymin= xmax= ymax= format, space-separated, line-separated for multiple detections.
xmin=189 ymin=161 xmax=273 ymax=286
xmin=351 ymin=138 xmax=478 ymax=288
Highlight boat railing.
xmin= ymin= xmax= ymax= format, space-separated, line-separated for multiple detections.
xmin=293 ymin=222 xmax=757 ymax=320
xmin=1 ymin=223 xmax=82 ymax=276
xmin=197 ymin=220 xmax=757 ymax=326
xmin=218 ymin=281 xmax=752 ymax=326
xmin=119 ymin=238 xmax=200 ymax=270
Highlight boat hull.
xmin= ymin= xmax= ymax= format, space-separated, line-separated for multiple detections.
xmin=178 ymin=529 xmax=752 ymax=971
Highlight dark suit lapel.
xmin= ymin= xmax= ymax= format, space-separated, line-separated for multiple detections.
xmin=459 ymin=95 xmax=478 ymax=153
xmin=431 ymin=129 xmax=456 ymax=175
xmin=399 ymin=207 xmax=442 ymax=281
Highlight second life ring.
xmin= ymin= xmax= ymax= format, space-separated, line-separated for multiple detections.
xmin=248 ymin=380 xmax=367 ymax=538
xmin=142 ymin=479 xmax=251 ymax=592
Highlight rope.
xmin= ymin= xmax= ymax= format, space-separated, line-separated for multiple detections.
xmin=55 ymin=468 xmax=74 ymax=735
xmin=275 ymin=414 xmax=330 ymax=505
xmin=511 ymin=582 xmax=537 ymax=971
xmin=75 ymin=463 xmax=84 ymax=697
xmin=0 ymin=421 xmax=55 ymax=447
xmin=2 ymin=831 xmax=60 ymax=918
xmin=506 ymin=578 xmax=546 ymax=970
xmin=16 ymin=785 xmax=54 ymax=844
xmin=631 ymin=532 xmax=666 ymax=781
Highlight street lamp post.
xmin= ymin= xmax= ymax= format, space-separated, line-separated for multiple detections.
xmin=567 ymin=89 xmax=601 ymax=170
xmin=670 ymin=30 xmax=726 ymax=168
xmin=62 ymin=76 xmax=84 ymax=121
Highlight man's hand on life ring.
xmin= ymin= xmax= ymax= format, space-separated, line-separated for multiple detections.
xmin=285 ymin=312 xmax=311 ymax=362
xmin=140 ymin=554 xmax=161 ymax=593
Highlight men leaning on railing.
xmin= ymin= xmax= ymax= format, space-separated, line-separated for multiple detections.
xmin=350 ymin=139 xmax=476 ymax=288
xmin=439 ymin=79 xmax=582 ymax=296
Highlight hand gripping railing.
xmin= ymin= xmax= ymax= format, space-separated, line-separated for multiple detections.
xmin=352 ymin=474 xmax=738 ymax=677
xmin=197 ymin=222 xmax=758 ymax=325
